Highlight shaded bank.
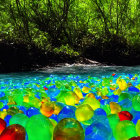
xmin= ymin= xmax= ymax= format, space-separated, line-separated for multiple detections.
xmin=84 ymin=35 xmax=140 ymax=66
xmin=0 ymin=40 xmax=78 ymax=73
xmin=0 ymin=40 xmax=140 ymax=73
xmin=0 ymin=0 xmax=139 ymax=73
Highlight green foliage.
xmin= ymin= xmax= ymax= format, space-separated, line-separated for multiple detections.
xmin=53 ymin=44 xmax=79 ymax=57
xmin=0 ymin=0 xmax=139 ymax=57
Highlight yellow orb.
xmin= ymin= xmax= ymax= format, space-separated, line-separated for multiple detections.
xmin=75 ymin=104 xmax=94 ymax=122
xmin=110 ymin=102 xmax=121 ymax=114
xmin=83 ymin=97 xmax=100 ymax=110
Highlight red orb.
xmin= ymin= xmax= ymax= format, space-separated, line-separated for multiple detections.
xmin=112 ymin=73 xmax=116 ymax=76
xmin=118 ymin=111 xmax=133 ymax=121
xmin=44 ymin=87 xmax=48 ymax=90
xmin=129 ymin=136 xmax=140 ymax=140
xmin=0 ymin=118 xmax=6 ymax=134
xmin=0 ymin=124 xmax=26 ymax=140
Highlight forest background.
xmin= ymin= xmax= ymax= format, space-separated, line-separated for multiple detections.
xmin=0 ymin=0 xmax=140 ymax=72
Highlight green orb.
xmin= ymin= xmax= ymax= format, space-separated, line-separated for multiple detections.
xmin=9 ymin=113 xmax=29 ymax=128
xmin=108 ymin=114 xmax=120 ymax=131
xmin=25 ymin=114 xmax=53 ymax=140
xmin=0 ymin=102 xmax=3 ymax=109
xmin=118 ymin=92 xmax=132 ymax=102
xmin=114 ymin=120 xmax=137 ymax=140
xmin=132 ymin=94 xmax=140 ymax=111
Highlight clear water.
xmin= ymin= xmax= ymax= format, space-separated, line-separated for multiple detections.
xmin=0 ymin=65 xmax=140 ymax=81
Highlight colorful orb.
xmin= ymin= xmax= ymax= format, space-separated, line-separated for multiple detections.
xmin=132 ymin=95 xmax=140 ymax=111
xmin=83 ymin=97 xmax=100 ymax=110
xmin=25 ymin=114 xmax=53 ymax=140
xmin=118 ymin=111 xmax=133 ymax=121
xmin=53 ymin=118 xmax=85 ymax=140
xmin=74 ymin=87 xmax=83 ymax=99
xmin=108 ymin=114 xmax=120 ymax=131
xmin=9 ymin=113 xmax=28 ymax=128
xmin=114 ymin=120 xmax=137 ymax=140
xmin=0 ymin=124 xmax=26 ymax=140
xmin=26 ymin=107 xmax=40 ymax=117
xmin=118 ymin=93 xmax=132 ymax=102
xmin=129 ymin=136 xmax=140 ymax=140
xmin=58 ymin=106 xmax=76 ymax=122
xmin=85 ymin=121 xmax=112 ymax=140
xmin=7 ymin=107 xmax=21 ymax=116
xmin=75 ymin=104 xmax=94 ymax=122
xmin=110 ymin=102 xmax=121 ymax=114
xmin=82 ymin=86 xmax=91 ymax=93
xmin=0 ymin=118 xmax=6 ymax=134
xmin=136 ymin=119 xmax=140 ymax=136
xmin=40 ymin=102 xmax=54 ymax=117
xmin=116 ymin=78 xmax=127 ymax=91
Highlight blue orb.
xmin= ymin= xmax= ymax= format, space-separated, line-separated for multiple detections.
xmin=57 ymin=105 xmax=76 ymax=122
xmin=85 ymin=122 xmax=112 ymax=140
xmin=26 ymin=107 xmax=40 ymax=117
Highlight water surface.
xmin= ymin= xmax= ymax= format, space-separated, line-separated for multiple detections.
xmin=0 ymin=65 xmax=140 ymax=81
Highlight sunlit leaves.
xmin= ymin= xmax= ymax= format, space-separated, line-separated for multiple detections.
xmin=0 ymin=0 xmax=139 ymax=52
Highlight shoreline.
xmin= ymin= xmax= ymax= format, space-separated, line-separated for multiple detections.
xmin=0 ymin=40 xmax=140 ymax=73
xmin=1 ymin=57 xmax=140 ymax=74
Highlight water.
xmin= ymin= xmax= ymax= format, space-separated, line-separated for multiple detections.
xmin=40 ymin=65 xmax=140 ymax=75
xmin=0 ymin=65 xmax=140 ymax=81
